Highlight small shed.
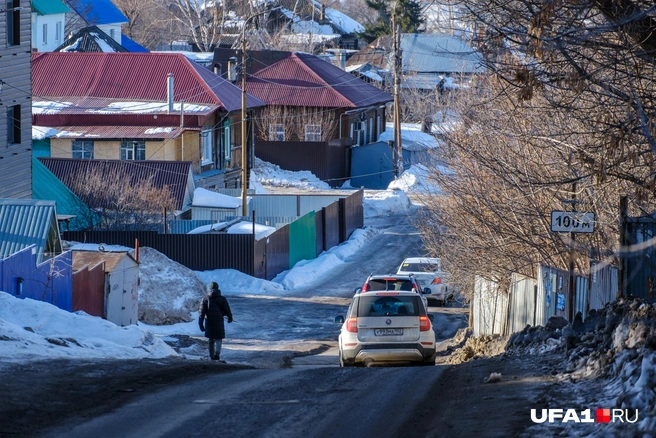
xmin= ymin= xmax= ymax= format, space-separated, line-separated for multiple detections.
xmin=72 ymin=251 xmax=139 ymax=326
xmin=191 ymin=187 xmax=245 ymax=221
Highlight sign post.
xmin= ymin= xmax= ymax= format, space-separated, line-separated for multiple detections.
xmin=551 ymin=199 xmax=595 ymax=321
xmin=550 ymin=211 xmax=595 ymax=233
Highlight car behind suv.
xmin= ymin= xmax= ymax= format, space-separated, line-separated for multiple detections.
xmin=397 ymin=257 xmax=450 ymax=306
xmin=335 ymin=291 xmax=436 ymax=367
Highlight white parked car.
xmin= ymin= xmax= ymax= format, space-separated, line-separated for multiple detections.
xmin=335 ymin=291 xmax=436 ymax=367
xmin=396 ymin=257 xmax=450 ymax=306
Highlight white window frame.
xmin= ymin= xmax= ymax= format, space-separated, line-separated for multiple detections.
xmin=201 ymin=128 xmax=213 ymax=165
xmin=269 ymin=124 xmax=284 ymax=141
xmin=110 ymin=28 xmax=115 ymax=40
xmin=224 ymin=123 xmax=232 ymax=161
xmin=120 ymin=140 xmax=145 ymax=160
xmin=42 ymin=23 xmax=47 ymax=45
xmin=304 ymin=124 xmax=321 ymax=142
xmin=352 ymin=121 xmax=365 ymax=146
xmin=72 ymin=140 xmax=94 ymax=159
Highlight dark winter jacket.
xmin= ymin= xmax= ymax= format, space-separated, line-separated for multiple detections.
xmin=199 ymin=290 xmax=233 ymax=339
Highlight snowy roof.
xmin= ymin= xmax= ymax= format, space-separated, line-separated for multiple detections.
xmin=310 ymin=0 xmax=364 ymax=34
xmin=192 ymin=188 xmax=241 ymax=209
xmin=378 ymin=123 xmax=442 ymax=151
xmin=32 ymin=125 xmax=195 ymax=140
xmin=227 ymin=221 xmax=276 ymax=240
xmin=32 ymin=52 xmax=266 ymax=112
xmin=55 ymin=26 xmax=127 ymax=53
xmin=348 ymin=33 xmax=485 ymax=76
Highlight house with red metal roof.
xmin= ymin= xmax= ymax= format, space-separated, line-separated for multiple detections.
xmin=32 ymin=52 xmax=265 ymax=189
xmin=213 ymin=50 xmax=393 ymax=186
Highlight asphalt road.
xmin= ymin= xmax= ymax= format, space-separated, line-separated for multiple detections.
xmin=41 ymin=204 xmax=471 ymax=437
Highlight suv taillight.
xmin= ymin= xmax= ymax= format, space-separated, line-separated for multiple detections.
xmin=346 ymin=317 xmax=358 ymax=332
xmin=420 ymin=316 xmax=431 ymax=331
xmin=431 ymin=278 xmax=442 ymax=285
xmin=361 ymin=283 xmax=369 ymax=292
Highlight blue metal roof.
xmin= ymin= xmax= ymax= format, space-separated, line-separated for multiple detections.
xmin=0 ymin=199 xmax=63 ymax=264
xmin=121 ymin=34 xmax=149 ymax=52
xmin=66 ymin=0 xmax=128 ymax=25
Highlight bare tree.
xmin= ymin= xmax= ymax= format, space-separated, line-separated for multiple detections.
xmin=409 ymin=0 xmax=656 ymax=294
xmin=68 ymin=166 xmax=176 ymax=231
xmin=255 ymin=106 xmax=339 ymax=142
xmin=113 ymin=0 xmax=171 ymax=50
xmin=416 ymin=76 xmax=634 ymax=293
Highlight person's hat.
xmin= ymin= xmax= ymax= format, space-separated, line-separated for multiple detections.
xmin=209 ymin=281 xmax=219 ymax=291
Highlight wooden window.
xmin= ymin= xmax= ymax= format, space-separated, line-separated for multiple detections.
xmin=269 ymin=124 xmax=284 ymax=141
xmin=304 ymin=124 xmax=321 ymax=142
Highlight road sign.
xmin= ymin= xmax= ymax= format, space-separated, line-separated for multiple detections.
xmin=550 ymin=211 xmax=595 ymax=233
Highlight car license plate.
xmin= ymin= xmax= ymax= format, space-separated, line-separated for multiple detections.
xmin=374 ymin=328 xmax=403 ymax=336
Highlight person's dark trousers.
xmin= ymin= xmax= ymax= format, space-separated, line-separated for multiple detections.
xmin=209 ymin=338 xmax=223 ymax=360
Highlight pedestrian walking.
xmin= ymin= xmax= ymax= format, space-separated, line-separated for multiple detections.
xmin=199 ymin=281 xmax=233 ymax=361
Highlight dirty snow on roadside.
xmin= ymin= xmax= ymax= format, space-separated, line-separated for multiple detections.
xmin=448 ymin=299 xmax=656 ymax=436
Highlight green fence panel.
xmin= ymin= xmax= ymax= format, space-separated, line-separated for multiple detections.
xmin=289 ymin=211 xmax=317 ymax=268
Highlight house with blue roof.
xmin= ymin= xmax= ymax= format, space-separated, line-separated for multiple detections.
xmin=32 ymin=0 xmax=72 ymax=52
xmin=64 ymin=0 xmax=128 ymax=46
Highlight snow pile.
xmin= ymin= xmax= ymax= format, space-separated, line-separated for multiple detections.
xmin=192 ymin=187 xmax=241 ymax=208
xmin=446 ymin=331 xmax=507 ymax=363
xmin=504 ymin=299 xmax=656 ymax=435
xmin=389 ymin=164 xmax=444 ymax=194
xmin=137 ymin=247 xmax=207 ymax=325
xmin=0 ymin=292 xmax=177 ymax=363
xmin=363 ymin=188 xmax=412 ymax=217
xmin=252 ymin=158 xmax=331 ymax=190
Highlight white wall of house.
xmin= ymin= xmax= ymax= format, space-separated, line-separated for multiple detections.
xmin=32 ymin=12 xmax=66 ymax=52
xmin=98 ymin=23 xmax=122 ymax=44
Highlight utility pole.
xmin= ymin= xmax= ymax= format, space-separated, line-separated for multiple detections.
xmin=241 ymin=30 xmax=248 ymax=217
xmin=392 ymin=12 xmax=403 ymax=178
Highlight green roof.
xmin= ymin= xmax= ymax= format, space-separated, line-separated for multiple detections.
xmin=32 ymin=156 xmax=96 ymax=231
xmin=32 ymin=0 xmax=71 ymax=15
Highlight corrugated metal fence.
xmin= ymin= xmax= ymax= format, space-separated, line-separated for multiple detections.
xmin=507 ymin=273 xmax=536 ymax=333
xmin=63 ymin=190 xmax=364 ymax=280
xmin=473 ymin=263 xmax=618 ymax=336
xmin=472 ymin=276 xmax=507 ymax=336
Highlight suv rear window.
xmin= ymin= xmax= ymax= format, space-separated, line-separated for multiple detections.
xmin=367 ymin=278 xmax=414 ymax=291
xmin=356 ymin=295 xmax=421 ymax=317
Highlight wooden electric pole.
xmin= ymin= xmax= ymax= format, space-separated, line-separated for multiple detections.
xmin=392 ymin=13 xmax=402 ymax=178
xmin=241 ymin=30 xmax=248 ymax=217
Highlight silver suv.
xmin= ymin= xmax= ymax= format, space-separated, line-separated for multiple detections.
xmin=335 ymin=291 xmax=436 ymax=367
